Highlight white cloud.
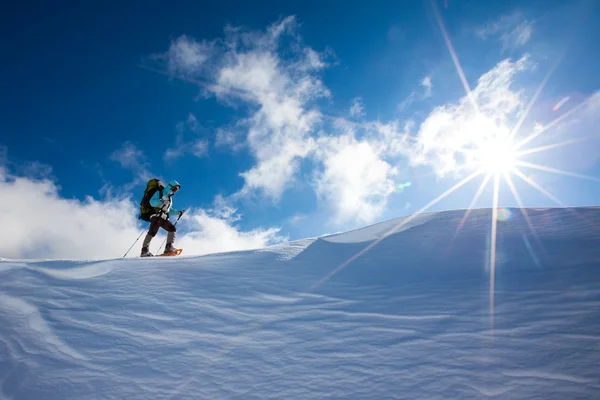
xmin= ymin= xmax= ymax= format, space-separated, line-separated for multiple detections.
xmin=313 ymin=133 xmax=398 ymax=225
xmin=164 ymin=137 xmax=209 ymax=161
xmin=177 ymin=200 xmax=285 ymax=255
xmin=476 ymin=12 xmax=534 ymax=52
xmin=215 ymin=128 xmax=245 ymax=151
xmin=192 ymin=140 xmax=209 ymax=157
xmin=421 ymin=76 xmax=433 ymax=97
xmin=167 ymin=35 xmax=213 ymax=77
xmin=165 ymin=113 xmax=209 ymax=161
xmin=0 ymin=166 xmax=284 ymax=260
xmin=287 ymin=214 xmax=307 ymax=225
xmin=303 ymin=48 xmax=328 ymax=70
xmin=164 ymin=147 xmax=181 ymax=161
xmin=163 ymin=16 xmax=330 ymax=201
xmin=384 ymin=55 xmax=532 ymax=177
xmin=398 ymin=92 xmax=418 ymax=112
xmin=110 ymin=141 xmax=147 ymax=171
xmin=109 ymin=142 xmax=154 ymax=191
xmin=0 ymin=174 xmax=141 ymax=260
xmin=505 ymin=21 xmax=533 ymax=49
xmin=216 ymin=24 xmax=329 ymax=199
xmin=398 ymin=75 xmax=433 ymax=112
xmin=349 ymin=97 xmax=365 ymax=117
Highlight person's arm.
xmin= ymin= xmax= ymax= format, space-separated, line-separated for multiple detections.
xmin=149 ymin=191 xmax=163 ymax=208
xmin=169 ymin=206 xmax=185 ymax=217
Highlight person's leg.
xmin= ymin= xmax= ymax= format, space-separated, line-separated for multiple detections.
xmin=159 ymin=218 xmax=177 ymax=253
xmin=141 ymin=216 xmax=161 ymax=256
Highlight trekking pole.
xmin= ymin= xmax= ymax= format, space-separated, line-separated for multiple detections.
xmin=157 ymin=212 xmax=184 ymax=254
xmin=123 ymin=230 xmax=145 ymax=258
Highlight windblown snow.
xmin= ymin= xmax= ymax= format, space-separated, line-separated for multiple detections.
xmin=1 ymin=207 xmax=600 ymax=399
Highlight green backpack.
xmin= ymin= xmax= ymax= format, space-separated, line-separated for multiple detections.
xmin=139 ymin=178 xmax=165 ymax=222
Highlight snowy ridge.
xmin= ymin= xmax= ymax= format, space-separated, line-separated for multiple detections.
xmin=321 ymin=211 xmax=437 ymax=243
xmin=256 ymin=237 xmax=317 ymax=260
xmin=1 ymin=207 xmax=600 ymax=399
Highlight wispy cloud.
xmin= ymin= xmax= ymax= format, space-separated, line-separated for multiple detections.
xmin=398 ymin=75 xmax=433 ymax=112
xmin=0 ymin=145 xmax=55 ymax=181
xmin=167 ymin=35 xmax=213 ymax=77
xmin=476 ymin=12 xmax=534 ymax=52
xmin=287 ymin=213 xmax=307 ymax=226
xmin=109 ymin=141 xmax=154 ymax=192
xmin=421 ymin=76 xmax=433 ymax=97
xmin=164 ymin=138 xmax=208 ymax=161
xmin=349 ymin=97 xmax=365 ymax=117
xmin=215 ymin=127 xmax=246 ymax=152
xmin=110 ymin=141 xmax=146 ymax=170
xmin=165 ymin=113 xmax=209 ymax=161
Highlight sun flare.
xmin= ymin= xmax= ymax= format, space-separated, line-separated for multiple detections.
xmin=457 ymin=115 xmax=520 ymax=177
xmin=477 ymin=137 xmax=518 ymax=175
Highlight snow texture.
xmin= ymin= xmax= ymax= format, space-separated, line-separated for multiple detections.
xmin=1 ymin=207 xmax=600 ymax=399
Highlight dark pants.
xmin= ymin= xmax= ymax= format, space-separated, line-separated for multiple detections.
xmin=148 ymin=215 xmax=176 ymax=237
xmin=142 ymin=215 xmax=177 ymax=252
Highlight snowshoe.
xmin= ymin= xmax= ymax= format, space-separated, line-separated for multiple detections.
xmin=159 ymin=248 xmax=183 ymax=257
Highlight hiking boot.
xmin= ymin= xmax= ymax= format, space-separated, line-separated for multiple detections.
xmin=141 ymin=247 xmax=154 ymax=257
xmin=163 ymin=244 xmax=176 ymax=254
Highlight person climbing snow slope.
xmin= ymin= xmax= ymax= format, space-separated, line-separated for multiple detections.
xmin=140 ymin=179 xmax=185 ymax=257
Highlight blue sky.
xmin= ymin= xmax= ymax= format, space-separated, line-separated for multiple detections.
xmin=1 ymin=0 xmax=599 ymax=259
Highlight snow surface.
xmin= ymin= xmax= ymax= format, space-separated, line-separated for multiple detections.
xmin=1 ymin=207 xmax=600 ymax=399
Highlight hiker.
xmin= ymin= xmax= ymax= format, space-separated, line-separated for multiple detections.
xmin=139 ymin=179 xmax=185 ymax=257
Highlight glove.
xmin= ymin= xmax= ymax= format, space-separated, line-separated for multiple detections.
xmin=178 ymin=209 xmax=186 ymax=217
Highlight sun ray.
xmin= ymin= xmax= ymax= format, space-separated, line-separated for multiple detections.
xmin=508 ymin=59 xmax=562 ymax=142
xmin=511 ymin=168 xmax=600 ymax=233
xmin=430 ymin=0 xmax=480 ymax=114
xmin=516 ymin=161 xmax=600 ymax=182
xmin=503 ymin=172 xmax=538 ymax=236
xmin=515 ymin=96 xmax=593 ymax=150
xmin=454 ymin=173 xmax=493 ymax=237
xmin=489 ymin=174 xmax=500 ymax=336
xmin=516 ymin=137 xmax=591 ymax=157
xmin=512 ymin=169 xmax=566 ymax=206
xmin=308 ymin=168 xmax=486 ymax=292
xmin=503 ymin=171 xmax=548 ymax=261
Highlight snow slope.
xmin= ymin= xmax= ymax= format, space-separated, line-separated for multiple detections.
xmin=1 ymin=207 xmax=600 ymax=399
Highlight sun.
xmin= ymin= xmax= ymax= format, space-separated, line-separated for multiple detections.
xmin=476 ymin=136 xmax=518 ymax=175
xmin=458 ymin=115 xmax=520 ymax=177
